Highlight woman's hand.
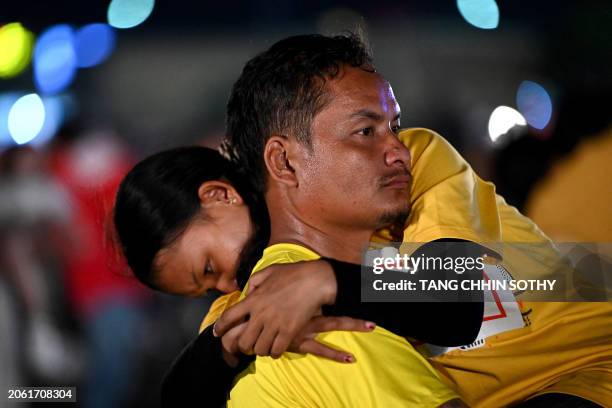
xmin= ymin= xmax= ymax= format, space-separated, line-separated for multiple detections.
xmin=220 ymin=314 xmax=374 ymax=364
xmin=214 ymin=260 xmax=375 ymax=362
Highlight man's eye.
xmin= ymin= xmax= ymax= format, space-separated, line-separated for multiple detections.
xmin=358 ymin=127 xmax=374 ymax=136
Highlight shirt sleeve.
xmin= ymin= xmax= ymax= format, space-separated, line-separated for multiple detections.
xmin=161 ymin=325 xmax=254 ymax=408
xmin=199 ymin=291 xmax=242 ymax=333
xmin=397 ymin=128 xmax=502 ymax=244
xmin=322 ymin=240 xmax=485 ymax=347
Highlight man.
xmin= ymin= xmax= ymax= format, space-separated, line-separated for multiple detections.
xmin=169 ymin=34 xmax=612 ymax=407
xmin=223 ymin=33 xmax=611 ymax=406
xmin=163 ymin=34 xmax=484 ymax=408
xmin=218 ymin=33 xmax=473 ymax=407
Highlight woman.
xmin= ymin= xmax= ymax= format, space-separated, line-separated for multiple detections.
xmin=113 ymin=146 xmax=265 ymax=296
xmin=114 ymin=145 xmax=376 ymax=354
xmin=114 ymin=146 xmax=482 ymax=406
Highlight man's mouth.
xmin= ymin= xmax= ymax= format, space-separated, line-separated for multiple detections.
xmin=382 ymin=173 xmax=412 ymax=189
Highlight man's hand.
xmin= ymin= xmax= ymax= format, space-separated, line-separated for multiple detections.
xmin=214 ymin=260 xmax=374 ymax=361
xmin=220 ymin=314 xmax=374 ymax=363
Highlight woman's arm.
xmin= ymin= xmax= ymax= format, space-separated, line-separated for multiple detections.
xmin=162 ymin=240 xmax=485 ymax=405
xmin=214 ymin=240 xmax=485 ymax=351
xmin=322 ymin=240 xmax=485 ymax=346
xmin=161 ymin=325 xmax=253 ymax=408
xmin=161 ymin=315 xmax=372 ymax=407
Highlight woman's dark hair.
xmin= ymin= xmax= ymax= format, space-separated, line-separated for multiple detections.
xmin=113 ymin=146 xmax=269 ymax=290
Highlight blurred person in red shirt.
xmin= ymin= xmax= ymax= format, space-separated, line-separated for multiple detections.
xmin=49 ymin=128 xmax=150 ymax=408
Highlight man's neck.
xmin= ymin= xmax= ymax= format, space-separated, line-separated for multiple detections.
xmin=267 ymin=207 xmax=373 ymax=264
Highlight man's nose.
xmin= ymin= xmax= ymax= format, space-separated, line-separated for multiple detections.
xmin=384 ymin=134 xmax=411 ymax=170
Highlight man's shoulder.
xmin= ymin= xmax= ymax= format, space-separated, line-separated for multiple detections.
xmin=252 ymin=243 xmax=320 ymax=273
xmin=198 ymin=243 xmax=315 ymax=331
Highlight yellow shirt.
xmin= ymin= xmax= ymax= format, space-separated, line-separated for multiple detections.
xmin=526 ymin=129 xmax=612 ymax=241
xmin=203 ymin=128 xmax=612 ymax=407
xmin=393 ymin=129 xmax=612 ymax=407
xmin=226 ymin=243 xmax=459 ymax=408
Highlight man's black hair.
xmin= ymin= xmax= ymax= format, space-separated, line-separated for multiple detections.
xmin=223 ymin=33 xmax=374 ymax=193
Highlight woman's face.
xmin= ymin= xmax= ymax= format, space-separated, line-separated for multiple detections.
xmin=153 ymin=182 xmax=253 ymax=297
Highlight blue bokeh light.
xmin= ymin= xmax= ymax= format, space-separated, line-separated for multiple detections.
xmin=31 ymin=95 xmax=65 ymax=147
xmin=75 ymin=23 xmax=116 ymax=68
xmin=516 ymin=80 xmax=553 ymax=130
xmin=457 ymin=0 xmax=500 ymax=30
xmin=108 ymin=0 xmax=155 ymax=29
xmin=33 ymin=25 xmax=77 ymax=95
xmin=8 ymin=93 xmax=46 ymax=145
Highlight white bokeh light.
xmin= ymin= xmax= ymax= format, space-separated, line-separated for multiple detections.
xmin=8 ymin=93 xmax=46 ymax=145
xmin=488 ymin=106 xmax=527 ymax=142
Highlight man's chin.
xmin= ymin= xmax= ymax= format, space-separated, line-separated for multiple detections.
xmin=377 ymin=206 xmax=410 ymax=229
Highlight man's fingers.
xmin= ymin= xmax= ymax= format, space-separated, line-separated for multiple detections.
xmin=213 ymin=299 xmax=252 ymax=337
xmin=297 ymin=339 xmax=355 ymax=363
xmin=307 ymin=316 xmax=376 ymax=334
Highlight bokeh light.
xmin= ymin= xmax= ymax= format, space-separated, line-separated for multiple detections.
xmin=30 ymin=95 xmax=66 ymax=147
xmin=457 ymin=0 xmax=500 ymax=30
xmin=75 ymin=23 xmax=117 ymax=68
xmin=1 ymin=92 xmax=71 ymax=148
xmin=0 ymin=23 xmax=34 ymax=78
xmin=488 ymin=106 xmax=526 ymax=142
xmin=33 ymin=25 xmax=77 ymax=95
xmin=108 ymin=0 xmax=155 ymax=29
xmin=8 ymin=93 xmax=46 ymax=145
xmin=0 ymin=93 xmax=21 ymax=148
xmin=516 ymin=80 xmax=553 ymax=130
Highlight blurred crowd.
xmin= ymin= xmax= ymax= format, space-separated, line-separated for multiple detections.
xmin=0 ymin=128 xmax=215 ymax=408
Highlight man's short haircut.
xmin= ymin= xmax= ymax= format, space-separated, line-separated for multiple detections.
xmin=223 ymin=33 xmax=374 ymax=193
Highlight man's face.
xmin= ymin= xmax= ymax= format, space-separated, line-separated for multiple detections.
xmin=292 ymin=66 xmax=412 ymax=232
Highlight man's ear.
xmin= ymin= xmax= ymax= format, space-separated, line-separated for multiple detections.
xmin=197 ymin=180 xmax=244 ymax=209
xmin=264 ymin=135 xmax=299 ymax=187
